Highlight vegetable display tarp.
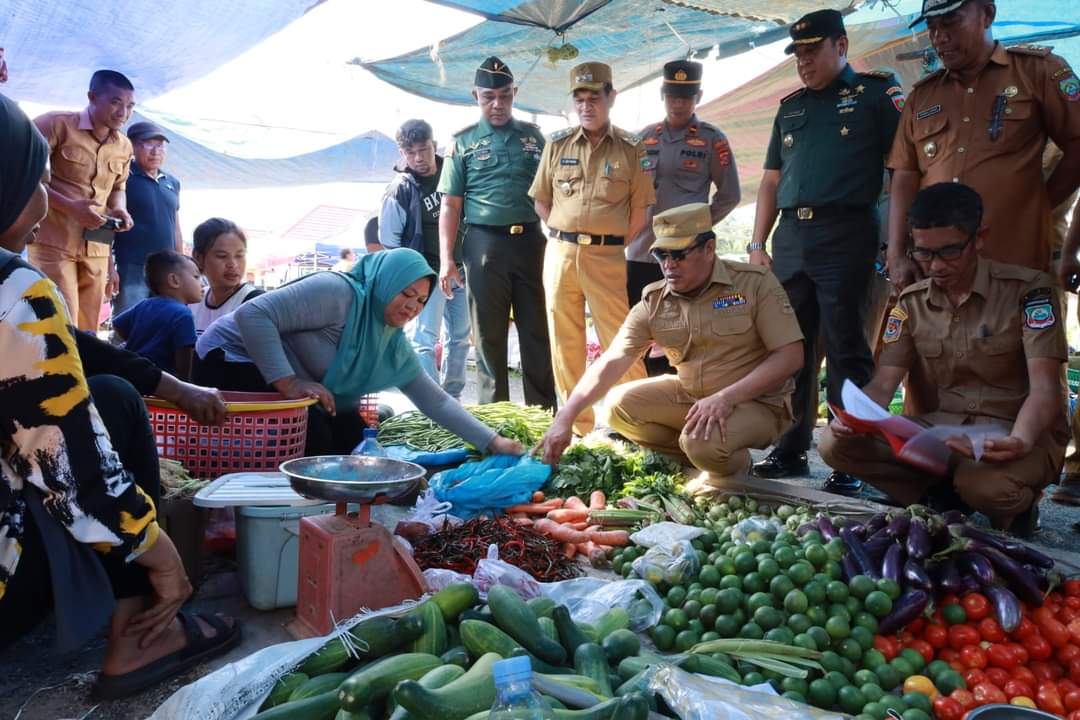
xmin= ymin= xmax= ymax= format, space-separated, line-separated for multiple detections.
xmin=1 ymin=0 xmax=325 ymax=106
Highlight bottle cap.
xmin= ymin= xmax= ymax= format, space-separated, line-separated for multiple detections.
xmin=363 ymin=427 xmax=378 ymax=440
xmin=492 ymin=656 xmax=532 ymax=686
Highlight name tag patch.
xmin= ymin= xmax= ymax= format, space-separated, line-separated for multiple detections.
xmin=559 ymin=158 xmax=580 ymax=165
xmin=686 ymin=137 xmax=706 ymax=146
xmin=916 ymin=104 xmax=942 ymax=120
xmin=713 ymin=293 xmax=747 ymax=309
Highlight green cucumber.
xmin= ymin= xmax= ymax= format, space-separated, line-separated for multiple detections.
xmin=460 ymin=619 xmax=519 ymax=659
xmin=595 ymin=608 xmax=629 ymax=639
xmin=460 ymin=607 xmax=494 ymax=623
xmin=337 ymin=653 xmax=443 ymax=712
xmin=510 ymin=647 xmax=574 ymax=675
xmin=446 ymin=621 xmax=461 ymax=649
xmin=393 ymin=652 xmax=500 ymax=720
xmin=348 ymin=615 xmax=425 ymax=660
xmin=574 ymin=643 xmax=614 ymax=697
xmin=297 ymin=637 xmax=352 ymax=677
xmin=679 ymin=653 xmax=741 ymax=683
xmin=335 ymin=710 xmax=370 ymax=720
xmin=614 ymin=670 xmax=651 ymax=698
xmin=611 ymin=693 xmax=649 ymax=720
xmin=289 ymin=672 xmax=347 ymax=701
xmin=387 ymin=664 xmax=465 ymax=720
xmin=601 ymin=629 xmax=639 ymax=664
xmin=616 ymin=657 xmax=650 ymax=683
xmin=431 ymin=582 xmax=480 ymax=622
xmin=440 ymin=646 xmax=471 ymax=668
xmin=260 ymin=672 xmax=309 ymax=711
xmin=253 ymin=690 xmax=339 ymax=720
xmin=487 ymin=586 xmax=566 ymax=665
xmin=408 ymin=601 xmax=448 ymax=656
xmin=553 ymin=606 xmax=591 ymax=657
xmin=527 ymin=596 xmax=557 ymax=619
xmin=538 ymin=616 xmax=560 ymax=646
xmin=577 ymin=622 xmax=600 ymax=644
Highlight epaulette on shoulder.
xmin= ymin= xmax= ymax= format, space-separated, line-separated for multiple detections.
xmin=912 ymin=68 xmax=946 ymax=89
xmin=452 ymin=122 xmax=478 ymax=137
xmin=780 ymin=87 xmax=806 ymax=104
xmin=517 ymin=119 xmax=540 ymax=130
xmin=615 ymin=127 xmax=642 ymax=145
xmin=988 ymin=260 xmax=1043 ymax=283
xmin=642 ymin=278 xmax=667 ymax=298
xmin=898 ymin=278 xmax=931 ymax=298
xmin=860 ymin=69 xmax=896 ymax=80
xmin=549 ymin=127 xmax=574 ymax=142
xmin=726 ymin=260 xmax=767 ymax=275
xmin=1008 ymin=44 xmax=1052 ymax=58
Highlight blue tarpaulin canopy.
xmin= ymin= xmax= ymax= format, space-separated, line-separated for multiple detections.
xmin=360 ymin=0 xmax=859 ymax=116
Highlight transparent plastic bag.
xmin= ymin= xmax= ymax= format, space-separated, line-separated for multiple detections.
xmin=396 ymin=488 xmax=462 ymax=540
xmin=729 ymin=516 xmax=783 ymax=545
xmin=651 ymin=665 xmax=847 ymax=720
xmin=422 ymin=567 xmax=471 ymax=593
xmin=540 ymin=577 xmax=664 ymax=631
xmin=631 ymin=540 xmax=700 ymax=587
xmin=629 ymin=521 xmax=705 ymax=548
xmin=473 ymin=544 xmax=542 ymax=599
xmin=429 ymin=455 xmax=551 ymax=519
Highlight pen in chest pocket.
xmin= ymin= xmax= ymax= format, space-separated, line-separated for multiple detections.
xmin=988 ymin=94 xmax=1007 ymax=142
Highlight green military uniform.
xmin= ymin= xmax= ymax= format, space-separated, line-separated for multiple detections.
xmin=437 ymin=56 xmax=557 ymax=408
xmin=754 ymin=9 xmax=905 ymax=489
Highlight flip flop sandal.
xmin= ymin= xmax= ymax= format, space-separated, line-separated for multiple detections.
xmin=93 ymin=610 xmax=241 ymax=700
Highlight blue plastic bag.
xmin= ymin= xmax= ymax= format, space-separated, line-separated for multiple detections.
xmin=385 ymin=444 xmax=470 ymax=467
xmin=429 ymin=455 xmax=551 ymax=519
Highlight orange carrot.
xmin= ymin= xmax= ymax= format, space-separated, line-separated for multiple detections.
xmin=531 ymin=491 xmax=545 ymax=503
xmin=568 ymin=521 xmax=589 ymax=531
xmin=546 ymin=508 xmax=590 ymax=524
xmin=564 ymin=496 xmax=587 ymax=510
xmin=503 ymin=499 xmax=562 ymax=515
xmin=562 ymin=542 xmax=578 ymax=560
xmin=588 ymin=529 xmax=630 ymax=546
xmin=512 ymin=517 xmax=534 ymax=526
xmin=589 ymin=490 xmax=606 ymax=510
xmin=582 ymin=541 xmax=610 ymax=567
xmin=534 ymin=518 xmax=590 ymax=544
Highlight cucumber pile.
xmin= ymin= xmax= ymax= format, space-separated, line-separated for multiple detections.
xmin=255 ymin=583 xmax=666 ymax=720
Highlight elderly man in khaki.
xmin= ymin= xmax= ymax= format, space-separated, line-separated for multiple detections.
xmin=821 ymin=183 xmax=1067 ymax=536
xmin=535 ymin=203 xmax=804 ymax=493
xmin=530 ymin=61 xmax=653 ymax=436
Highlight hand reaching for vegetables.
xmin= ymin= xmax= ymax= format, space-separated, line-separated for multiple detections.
xmin=488 ymin=435 xmax=524 ymax=455
xmin=532 ymin=420 xmax=573 ymax=465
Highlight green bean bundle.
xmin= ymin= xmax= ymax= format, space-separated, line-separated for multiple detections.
xmin=377 ymin=402 xmax=553 ymax=452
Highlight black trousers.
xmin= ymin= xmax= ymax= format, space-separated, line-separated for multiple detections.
xmin=0 ymin=375 xmax=158 ymax=647
xmin=192 ymin=349 xmax=368 ymax=456
xmin=770 ymin=212 xmax=878 ymax=457
xmin=462 ymin=223 xmax=557 ymax=409
xmin=626 ymin=260 xmax=674 ymax=377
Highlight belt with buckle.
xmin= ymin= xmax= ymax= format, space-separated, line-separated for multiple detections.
xmin=550 ymin=229 xmax=625 ymax=246
xmin=470 ymin=222 xmax=537 ymax=236
xmin=781 ymin=205 xmax=872 ymax=222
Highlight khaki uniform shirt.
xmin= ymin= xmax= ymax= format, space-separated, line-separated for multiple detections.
xmin=626 ymin=115 xmax=740 ymax=262
xmin=887 ymin=44 xmax=1080 ymax=271
xmin=612 ymin=259 xmax=804 ymax=406
xmin=529 ymin=124 xmax=655 ymax=236
xmin=880 ymin=257 xmax=1067 ymax=430
xmin=34 ymin=109 xmax=133 ymax=258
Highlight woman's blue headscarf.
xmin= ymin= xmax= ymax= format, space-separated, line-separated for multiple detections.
xmin=322 ymin=247 xmax=436 ymax=407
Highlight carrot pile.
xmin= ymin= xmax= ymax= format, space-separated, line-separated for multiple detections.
xmin=504 ymin=490 xmax=630 ymax=568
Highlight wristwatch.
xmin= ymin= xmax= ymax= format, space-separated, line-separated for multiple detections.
xmin=746 ymin=242 xmax=766 ymax=253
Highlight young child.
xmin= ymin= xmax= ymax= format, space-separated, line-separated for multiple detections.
xmin=189 ymin=218 xmax=263 ymax=335
xmin=112 ymin=250 xmax=203 ymax=379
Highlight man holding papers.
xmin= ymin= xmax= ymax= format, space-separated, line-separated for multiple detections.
xmin=820 ymin=183 xmax=1067 ymax=536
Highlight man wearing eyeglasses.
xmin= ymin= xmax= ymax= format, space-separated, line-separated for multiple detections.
xmin=820 ymin=183 xmax=1067 ymax=537
xmin=534 ymin=203 xmax=804 ymax=494
xmin=746 ymin=10 xmax=905 ymax=496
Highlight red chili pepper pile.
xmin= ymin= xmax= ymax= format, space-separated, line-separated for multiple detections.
xmin=411 ymin=516 xmax=582 ymax=582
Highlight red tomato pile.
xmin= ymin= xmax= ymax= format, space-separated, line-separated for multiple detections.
xmin=876 ymin=580 xmax=1080 ymax=719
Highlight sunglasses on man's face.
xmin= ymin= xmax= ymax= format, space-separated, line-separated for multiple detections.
xmin=651 ymin=240 xmax=707 ymax=263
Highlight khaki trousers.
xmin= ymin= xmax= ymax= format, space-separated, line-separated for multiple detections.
xmin=819 ymin=424 xmax=1062 ymax=528
xmin=544 ymin=239 xmax=645 ymax=435
xmin=607 ymin=375 xmax=790 ymax=491
xmin=27 ymin=243 xmax=109 ymax=332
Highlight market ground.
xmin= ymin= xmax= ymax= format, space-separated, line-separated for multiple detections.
xmin=3 ymin=370 xmax=1078 ymax=720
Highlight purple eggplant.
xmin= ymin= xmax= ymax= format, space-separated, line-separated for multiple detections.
xmin=984 ymin=584 xmax=1022 ymax=633
xmin=903 ymin=559 xmax=933 ymax=592
xmin=797 ymin=522 xmax=816 ymax=537
xmin=936 ymin=558 xmax=963 ymax=595
xmin=955 ymin=525 xmax=1054 ymax=570
xmin=865 ymin=512 xmax=889 ymax=537
xmin=882 ymin=543 xmax=906 ymax=583
xmin=967 ymin=543 xmax=1044 ymax=607
xmin=957 ymin=551 xmax=996 ymax=587
xmin=942 ymin=510 xmax=966 ymax=525
xmin=817 ymin=515 xmax=838 ymax=541
xmin=841 ymin=527 xmax=880 ymax=579
xmin=906 ymin=518 xmax=931 ymax=560
xmin=850 ymin=523 xmax=867 ymax=540
xmin=885 ymin=514 xmax=911 ymax=540
xmin=957 ymin=574 xmax=981 ymax=595
xmin=841 ymin=554 xmax=859 ymax=582
xmin=879 ymin=588 xmax=931 ymax=635
xmin=864 ymin=534 xmax=894 ymax=563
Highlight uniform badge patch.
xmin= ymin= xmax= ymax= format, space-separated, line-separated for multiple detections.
xmin=916 ymin=105 xmax=942 ymax=120
xmin=643 ymin=137 xmax=659 ymax=145
xmin=713 ymin=293 xmax=747 ymax=309
xmin=1022 ymin=287 xmax=1057 ymax=329
xmin=892 ymin=95 xmax=906 ymax=112
xmin=882 ymin=307 xmax=908 ymax=344
xmin=713 ymin=138 xmax=731 ymax=167
xmin=682 ymin=158 xmax=699 ymax=170
xmin=1059 ymin=72 xmax=1080 ymax=102
xmin=641 ymin=157 xmax=655 ymax=170
xmin=686 ymin=137 xmax=706 ymax=146
xmin=559 ymin=158 xmax=579 ymax=165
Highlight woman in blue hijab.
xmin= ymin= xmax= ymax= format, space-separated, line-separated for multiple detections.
xmin=194 ymin=247 xmax=523 ymax=456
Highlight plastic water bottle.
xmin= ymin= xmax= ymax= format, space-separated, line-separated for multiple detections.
xmin=353 ymin=427 xmax=386 ymax=457
xmin=489 ymin=656 xmax=551 ymax=720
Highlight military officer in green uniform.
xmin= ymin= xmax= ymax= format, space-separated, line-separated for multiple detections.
xmin=747 ymin=9 xmax=905 ymax=495
xmin=438 ymin=56 xmax=557 ymax=409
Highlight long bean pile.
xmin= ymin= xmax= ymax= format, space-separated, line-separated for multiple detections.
xmin=411 ymin=516 xmax=582 ymax=582
xmin=377 ymin=402 xmax=553 ymax=452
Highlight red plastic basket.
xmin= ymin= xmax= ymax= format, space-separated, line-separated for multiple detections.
xmin=146 ymin=392 xmax=317 ymax=478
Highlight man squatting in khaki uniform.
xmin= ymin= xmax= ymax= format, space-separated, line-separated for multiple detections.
xmin=535 ymin=203 xmax=805 ymax=495
xmin=529 ymin=61 xmax=652 ymax=436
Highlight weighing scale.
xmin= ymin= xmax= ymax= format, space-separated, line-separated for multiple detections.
xmin=279 ymin=455 xmax=428 ymax=637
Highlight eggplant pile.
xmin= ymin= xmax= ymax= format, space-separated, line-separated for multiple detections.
xmin=800 ymin=506 xmax=1058 ymax=635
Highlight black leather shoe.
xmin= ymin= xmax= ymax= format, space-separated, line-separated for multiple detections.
xmin=822 ymin=471 xmax=864 ymax=496
xmin=751 ymin=451 xmax=809 ymax=478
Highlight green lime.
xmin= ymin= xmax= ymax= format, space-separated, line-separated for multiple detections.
xmin=738 ymin=622 xmax=764 ymax=639
xmin=612 ymin=558 xmax=624 ymax=574
xmin=666 ymin=586 xmax=687 ymax=607
xmin=824 ymin=670 xmax=849 ymax=691
xmin=853 ymin=669 xmax=878 ymax=687
xmin=803 ymin=580 xmax=827 ymax=605
xmin=846 ymin=596 xmax=864 ymax=617
xmin=688 ymin=619 xmax=706 ymax=636
xmin=808 ymin=678 xmax=837 ymax=708
xmin=750 ymin=539 xmax=771 ymax=555
xmin=848 ymin=574 xmax=876 ymax=599
xmin=804 ymin=543 xmax=828 ymax=569
xmin=839 ymin=685 xmax=868 ymax=714
xmin=902 ymin=692 xmax=932 ymax=714
xmin=742 ymin=672 xmax=767 ymax=686
xmin=734 ymin=552 xmax=757 ymax=575
xmin=829 ymin=604 xmax=852 ymax=623
xmin=742 ymin=572 xmax=766 ymax=594
xmin=826 ymin=580 xmax=850 ymax=603
xmin=881 ymin=694 xmax=907 ymax=714
xmin=806 ymin=605 xmax=828 ymax=627
xmin=854 ymin=611 xmax=880 ymax=634
xmin=793 ymin=632 xmax=819 ymax=651
xmin=826 ymin=537 xmax=846 ymax=561
xmin=898 ymin=648 xmax=926 ymax=672
xmin=699 ymin=587 xmax=720 ymax=606
xmin=663 ymin=608 xmax=689 ymax=631
xmin=838 ymin=637 xmax=864 ymax=663
xmin=861 ymin=682 xmax=885 ymax=703
xmin=926 ymin=660 xmax=950 ymax=678
xmin=825 ymin=560 xmax=844 ymax=580
xmin=902 ymin=710 xmax=931 ymax=720
xmin=753 ymin=606 xmax=784 ymax=630
xmin=731 ymin=607 xmax=747 ymax=626
xmin=770 ymin=574 xmax=796 ymax=600
xmin=720 ymin=574 xmax=742 ymax=591
xmin=674 ymin=629 xmax=701 ymax=652
xmin=840 ymin=657 xmax=858 ymax=679
xmin=863 ymin=701 xmax=888 ymax=720
xmin=933 ymin=669 xmax=965 ymax=695
xmin=864 ymin=591 xmax=893 ymax=619
xmin=650 ymin=624 xmax=675 ymax=650
xmin=876 ymin=577 xmax=902 ymax=600
xmin=779 ymin=587 xmax=805 ymax=613
xmin=757 ymin=557 xmax=781 ymax=581
xmin=685 ymin=588 xmax=702 ymax=604
xmin=764 ymin=627 xmax=794 ymax=645
xmin=807 ymin=625 xmax=831 ymax=650
xmin=716 ymin=587 xmax=742 ymax=614
xmin=683 ymin=600 xmax=702 ymax=620
xmin=890 ymin=657 xmax=915 ymax=679
xmin=941 ymin=604 xmax=966 ymax=625
xmin=774 ymin=546 xmax=797 ymax=568
xmin=713 ymin=614 xmax=739 ymax=638
xmin=781 ymin=690 xmax=807 ymax=704
xmin=861 ymin=648 xmax=887 ymax=670
xmin=747 ymin=591 xmax=774 ymax=614
xmin=700 ymin=631 xmax=720 ymax=643
xmin=819 ymin=650 xmax=844 ymax=674
xmin=781 ymin=677 xmax=810 ymax=696
xmin=787 ymin=612 xmax=812 ymax=634
xmin=874 ymin=664 xmax=901 ymax=692
xmin=716 ymin=556 xmax=736 ymax=576
xmin=698 ymin=565 xmax=721 ymax=587
xmin=851 ymin=625 xmax=875 ymax=651
xmin=699 ymin=603 xmax=718 ymax=629
xmin=699 ymin=530 xmax=718 ymax=549
xmin=786 ymin=560 xmax=816 ymax=587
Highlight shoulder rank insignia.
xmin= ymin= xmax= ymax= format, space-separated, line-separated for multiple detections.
xmin=912 ymin=68 xmax=946 ymax=88
xmin=616 ymin=128 xmax=642 ymax=145
xmin=860 ymin=69 xmax=895 ymax=79
xmin=1007 ymin=44 xmax=1052 ymax=57
xmin=550 ymin=127 xmax=574 ymax=142
xmin=779 ymin=87 xmax=806 ymax=104
xmin=452 ymin=122 xmax=478 ymax=137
